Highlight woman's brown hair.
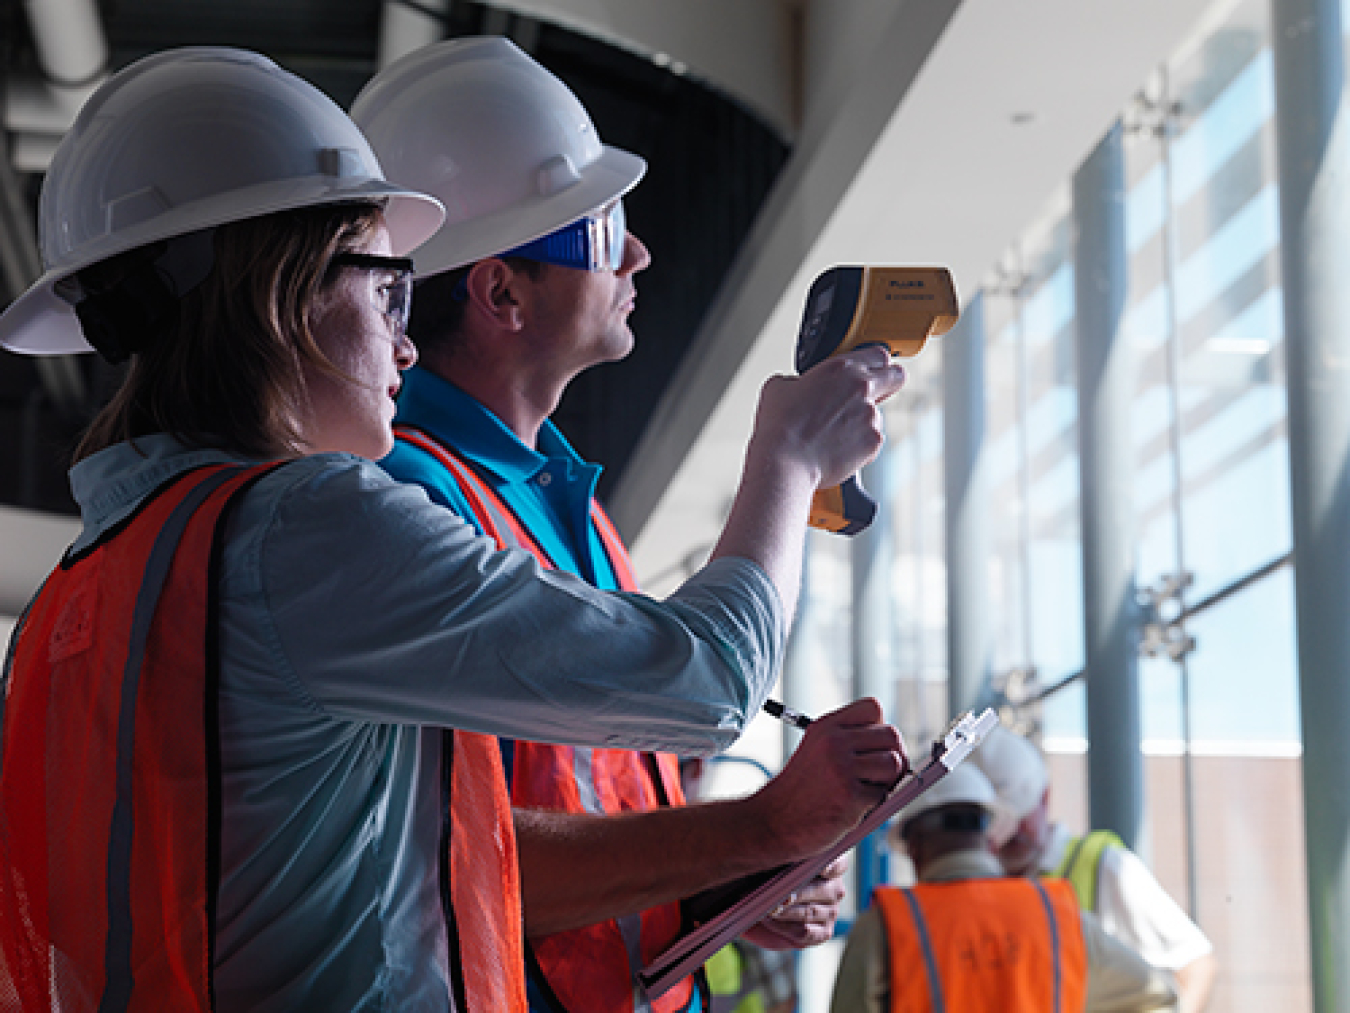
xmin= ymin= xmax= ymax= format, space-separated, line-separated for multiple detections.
xmin=75 ymin=201 xmax=386 ymax=462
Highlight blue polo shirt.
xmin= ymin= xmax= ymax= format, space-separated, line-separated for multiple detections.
xmin=383 ymin=366 xmax=621 ymax=591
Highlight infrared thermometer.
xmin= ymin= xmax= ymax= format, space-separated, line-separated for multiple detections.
xmin=795 ymin=266 xmax=959 ymax=535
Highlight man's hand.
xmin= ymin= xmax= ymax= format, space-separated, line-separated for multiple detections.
xmin=747 ymin=697 xmax=906 ymax=863
xmin=742 ymin=855 xmax=849 ymax=950
xmin=749 ymin=346 xmax=907 ymax=492
xmin=711 ymin=347 xmax=906 ymax=622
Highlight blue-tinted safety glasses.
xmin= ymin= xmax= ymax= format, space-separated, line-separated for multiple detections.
xmin=506 ymin=200 xmax=627 ymax=273
xmin=331 ymin=252 xmax=415 ymax=336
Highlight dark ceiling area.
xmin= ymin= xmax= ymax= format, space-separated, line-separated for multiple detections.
xmin=0 ymin=0 xmax=789 ymax=516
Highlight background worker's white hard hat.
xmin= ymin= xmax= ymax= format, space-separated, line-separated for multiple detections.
xmin=352 ymin=36 xmax=647 ymax=278
xmin=896 ymin=763 xmax=999 ymax=831
xmin=0 ymin=46 xmax=445 ymax=357
xmin=969 ymin=723 xmax=1050 ymax=839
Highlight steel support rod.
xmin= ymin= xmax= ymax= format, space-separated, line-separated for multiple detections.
xmin=1073 ymin=122 xmax=1144 ymax=849
xmin=1270 ymin=0 xmax=1350 ymax=1005
xmin=943 ymin=295 xmax=990 ymax=718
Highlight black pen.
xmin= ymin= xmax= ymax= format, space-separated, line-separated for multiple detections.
xmin=763 ymin=699 xmax=812 ymax=730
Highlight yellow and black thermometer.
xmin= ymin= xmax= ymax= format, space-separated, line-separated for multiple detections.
xmin=795 ymin=265 xmax=960 ymax=535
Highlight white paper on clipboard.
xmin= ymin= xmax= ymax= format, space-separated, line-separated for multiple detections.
xmin=637 ymin=707 xmax=999 ymax=1000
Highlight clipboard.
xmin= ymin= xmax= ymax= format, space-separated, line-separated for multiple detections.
xmin=637 ymin=708 xmax=999 ymax=999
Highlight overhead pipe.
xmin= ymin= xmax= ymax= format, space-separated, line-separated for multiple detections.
xmin=377 ymin=0 xmax=450 ymax=70
xmin=1 ymin=0 xmax=107 ymax=420
xmin=5 ymin=0 xmax=109 ymax=171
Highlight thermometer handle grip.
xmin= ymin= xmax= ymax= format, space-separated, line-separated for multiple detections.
xmin=808 ymin=474 xmax=876 ymax=536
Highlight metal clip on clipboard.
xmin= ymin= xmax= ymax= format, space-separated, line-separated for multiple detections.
xmin=637 ymin=708 xmax=1000 ymax=999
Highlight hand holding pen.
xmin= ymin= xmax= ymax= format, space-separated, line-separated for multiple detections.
xmin=765 ymin=697 xmax=912 ymax=786
xmin=745 ymin=698 xmax=907 ymax=862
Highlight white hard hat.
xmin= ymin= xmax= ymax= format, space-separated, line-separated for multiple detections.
xmin=0 ymin=46 xmax=445 ymax=356
xmin=969 ymin=723 xmax=1049 ymax=835
xmin=897 ymin=763 xmax=998 ymax=832
xmin=351 ymin=36 xmax=646 ymax=278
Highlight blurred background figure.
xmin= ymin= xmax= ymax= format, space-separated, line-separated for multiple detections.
xmin=829 ymin=763 xmax=1177 ymax=1012
xmin=972 ymin=725 xmax=1216 ymax=1013
xmin=680 ymin=756 xmax=802 ymax=1013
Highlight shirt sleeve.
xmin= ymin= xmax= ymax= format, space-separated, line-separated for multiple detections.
xmin=1095 ymin=846 xmax=1214 ymax=971
xmin=1081 ymin=909 xmax=1180 ymax=1013
xmin=224 ymin=454 xmax=784 ymax=755
xmin=830 ymin=906 xmax=890 ymax=1013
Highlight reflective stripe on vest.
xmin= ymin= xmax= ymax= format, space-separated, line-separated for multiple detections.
xmin=874 ymin=877 xmax=1089 ymax=1013
xmin=391 ymin=426 xmax=532 ymax=1012
xmin=394 ymin=426 xmax=698 ymax=1013
xmin=1052 ymin=829 xmax=1123 ymax=913
xmin=0 ymin=462 xmax=280 ymax=1012
xmin=447 ymin=728 xmax=527 ymax=1013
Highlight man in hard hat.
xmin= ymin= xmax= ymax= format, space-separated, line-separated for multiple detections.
xmin=353 ymin=37 xmax=902 ymax=1013
xmin=971 ymin=725 xmax=1216 ymax=1013
xmin=829 ymin=763 xmax=1179 ymax=1012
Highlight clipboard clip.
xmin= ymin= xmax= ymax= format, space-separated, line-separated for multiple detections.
xmin=936 ymin=708 xmax=1000 ymax=770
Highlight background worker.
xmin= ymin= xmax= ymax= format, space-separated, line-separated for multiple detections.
xmin=678 ymin=758 xmax=801 ymax=1013
xmin=354 ymin=37 xmax=890 ymax=1013
xmin=972 ymin=725 xmax=1217 ymax=1013
xmin=829 ymin=764 xmax=1179 ymax=1013
xmin=0 ymin=47 xmax=908 ymax=1011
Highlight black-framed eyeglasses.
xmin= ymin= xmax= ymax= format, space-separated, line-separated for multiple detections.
xmin=331 ymin=252 xmax=415 ymax=337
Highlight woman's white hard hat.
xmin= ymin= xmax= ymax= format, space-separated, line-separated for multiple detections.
xmin=0 ymin=46 xmax=445 ymax=356
xmin=351 ymin=36 xmax=646 ymax=278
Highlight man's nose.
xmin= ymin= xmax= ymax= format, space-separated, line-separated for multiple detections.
xmin=618 ymin=232 xmax=651 ymax=277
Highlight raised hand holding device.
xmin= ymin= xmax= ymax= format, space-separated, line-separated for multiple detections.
xmin=795 ymin=266 xmax=959 ymax=535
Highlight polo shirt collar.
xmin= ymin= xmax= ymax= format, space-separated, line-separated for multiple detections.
xmin=395 ymin=366 xmax=596 ymax=487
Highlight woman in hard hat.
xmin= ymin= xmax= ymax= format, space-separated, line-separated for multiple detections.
xmin=0 ymin=48 xmax=906 ymax=1012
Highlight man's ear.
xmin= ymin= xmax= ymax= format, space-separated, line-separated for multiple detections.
xmin=463 ymin=258 xmax=527 ymax=332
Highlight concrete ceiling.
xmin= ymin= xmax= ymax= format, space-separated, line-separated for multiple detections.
xmin=0 ymin=0 xmax=1235 ymax=615
xmin=606 ymin=0 xmax=1232 ymax=592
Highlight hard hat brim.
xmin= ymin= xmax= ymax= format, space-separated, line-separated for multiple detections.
xmin=409 ymin=144 xmax=646 ymax=279
xmin=0 ymin=178 xmax=444 ymax=356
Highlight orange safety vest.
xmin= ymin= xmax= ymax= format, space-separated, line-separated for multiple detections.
xmin=395 ymin=425 xmax=700 ymax=1013
xmin=0 ymin=459 xmax=527 ymax=1013
xmin=873 ymin=877 xmax=1088 ymax=1013
xmin=0 ymin=463 xmax=279 ymax=1011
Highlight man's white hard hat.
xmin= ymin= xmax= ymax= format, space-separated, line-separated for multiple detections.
xmin=896 ymin=763 xmax=999 ymax=832
xmin=969 ymin=723 xmax=1050 ymax=843
xmin=351 ymin=36 xmax=647 ymax=278
xmin=0 ymin=46 xmax=445 ymax=356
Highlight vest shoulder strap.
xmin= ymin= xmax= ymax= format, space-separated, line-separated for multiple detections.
xmin=899 ymin=887 xmax=947 ymax=1013
xmin=1052 ymin=829 xmax=1124 ymax=911
xmin=394 ymin=424 xmax=545 ymax=557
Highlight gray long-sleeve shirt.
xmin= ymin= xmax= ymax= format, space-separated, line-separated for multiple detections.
xmin=65 ymin=436 xmax=786 ymax=1012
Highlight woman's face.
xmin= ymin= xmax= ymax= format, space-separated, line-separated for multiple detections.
xmin=301 ymin=222 xmax=417 ymax=460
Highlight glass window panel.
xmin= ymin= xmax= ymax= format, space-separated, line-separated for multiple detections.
xmin=884 ymin=389 xmax=947 ymax=748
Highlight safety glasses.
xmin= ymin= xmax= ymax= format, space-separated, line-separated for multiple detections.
xmin=331 ymin=252 xmax=415 ymax=336
xmin=505 ymin=200 xmax=627 ymax=273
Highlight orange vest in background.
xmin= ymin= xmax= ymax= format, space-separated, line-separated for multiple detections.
xmin=874 ymin=877 xmax=1089 ymax=1013
xmin=395 ymin=425 xmax=699 ymax=1013
xmin=0 ymin=463 xmax=278 ymax=1012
